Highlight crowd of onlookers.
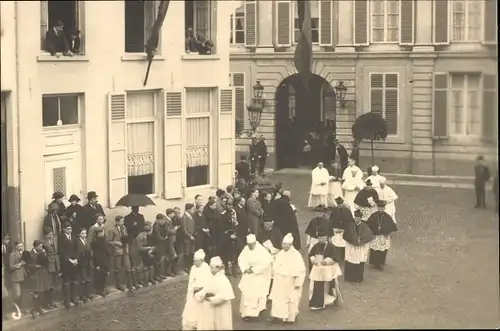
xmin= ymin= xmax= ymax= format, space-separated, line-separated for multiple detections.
xmin=1 ymin=175 xmax=302 ymax=321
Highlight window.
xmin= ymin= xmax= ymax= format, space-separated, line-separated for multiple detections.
xmin=185 ymin=88 xmax=213 ymax=187
xmin=451 ymin=0 xmax=482 ymax=41
xmin=371 ymin=0 xmax=399 ymax=43
xmin=52 ymin=167 xmax=67 ymax=196
xmin=230 ymin=4 xmax=245 ymax=45
xmin=125 ymin=0 xmax=158 ymax=53
xmin=40 ymin=1 xmax=83 ymax=53
xmin=369 ymin=73 xmax=399 ymax=135
xmin=42 ymin=94 xmax=79 ymax=127
xmin=185 ymin=0 xmax=217 ymax=54
xmin=450 ymin=74 xmax=481 ymax=136
xmin=293 ymin=0 xmax=319 ymax=43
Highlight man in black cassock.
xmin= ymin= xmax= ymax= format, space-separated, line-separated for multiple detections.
xmin=328 ymin=197 xmax=354 ymax=262
xmin=249 ymin=136 xmax=259 ymax=176
xmin=342 ymin=210 xmax=373 ymax=283
xmin=332 ymin=139 xmax=349 ymax=174
xmin=257 ymin=135 xmax=268 ymax=176
xmin=305 ymin=205 xmax=333 ymax=256
xmin=354 ymin=180 xmax=379 ymax=221
xmin=273 ymin=192 xmax=301 ymax=250
xmin=366 ymin=200 xmax=398 ymax=271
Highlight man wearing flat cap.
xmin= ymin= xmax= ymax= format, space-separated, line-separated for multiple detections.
xmin=82 ymin=191 xmax=105 ymax=232
xmin=50 ymin=192 xmax=66 ymax=219
xmin=366 ymin=200 xmax=397 ymax=271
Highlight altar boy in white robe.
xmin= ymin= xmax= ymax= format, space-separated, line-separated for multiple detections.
xmin=342 ymin=159 xmax=364 ymax=211
xmin=308 ymin=230 xmax=343 ymax=310
xmin=182 ymin=249 xmax=211 ymax=330
xmin=376 ymin=177 xmax=398 ymax=223
xmin=238 ymin=234 xmax=273 ymax=321
xmin=268 ymin=233 xmax=306 ymax=324
xmin=195 ymin=256 xmax=235 ymax=330
xmin=308 ymin=162 xmax=330 ymax=208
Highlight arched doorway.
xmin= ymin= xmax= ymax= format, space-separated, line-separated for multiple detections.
xmin=275 ymin=74 xmax=336 ymax=170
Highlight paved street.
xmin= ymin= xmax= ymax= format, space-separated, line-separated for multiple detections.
xmin=5 ymin=174 xmax=500 ymax=330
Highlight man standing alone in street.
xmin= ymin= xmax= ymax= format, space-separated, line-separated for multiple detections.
xmin=474 ymin=156 xmax=490 ymax=209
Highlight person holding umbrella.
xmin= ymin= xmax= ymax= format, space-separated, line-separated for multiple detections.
xmin=82 ymin=192 xmax=106 ymax=232
xmin=124 ymin=206 xmax=146 ymax=288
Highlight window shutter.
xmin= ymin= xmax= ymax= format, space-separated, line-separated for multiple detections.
xmin=482 ymin=74 xmax=498 ymax=142
xmin=483 ymin=0 xmax=497 ymax=44
xmin=370 ymin=74 xmax=384 ymax=117
xmin=319 ymin=0 xmax=333 ymax=46
xmin=432 ymin=73 xmax=449 ymax=139
xmin=107 ymin=93 xmax=128 ymax=207
xmin=218 ymin=88 xmax=236 ymax=189
xmin=385 ymin=74 xmax=399 ymax=135
xmin=276 ymin=0 xmax=292 ymax=47
xmin=353 ymin=0 xmax=368 ymax=46
xmin=433 ymin=0 xmax=449 ymax=45
xmin=164 ymin=91 xmax=184 ymax=199
xmin=232 ymin=73 xmax=245 ymax=136
xmin=399 ymin=0 xmax=414 ymax=45
xmin=245 ymin=0 xmax=257 ymax=47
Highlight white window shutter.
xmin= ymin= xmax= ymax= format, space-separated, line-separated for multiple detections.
xmin=433 ymin=0 xmax=449 ymax=45
xmin=218 ymin=88 xmax=236 ymax=189
xmin=107 ymin=93 xmax=128 ymax=208
xmin=319 ymin=0 xmax=333 ymax=46
xmin=399 ymin=0 xmax=414 ymax=46
xmin=245 ymin=0 xmax=257 ymax=47
xmin=232 ymin=73 xmax=246 ymax=136
xmin=164 ymin=90 xmax=184 ymax=199
xmin=276 ymin=0 xmax=292 ymax=47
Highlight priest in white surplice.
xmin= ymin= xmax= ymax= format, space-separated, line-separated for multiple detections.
xmin=376 ymin=176 xmax=398 ymax=223
xmin=341 ymin=159 xmax=364 ymax=211
xmin=182 ymin=249 xmax=211 ymax=330
xmin=308 ymin=162 xmax=330 ymax=208
xmin=238 ymin=234 xmax=273 ymax=321
xmin=366 ymin=165 xmax=384 ymax=189
xmin=195 ymin=256 xmax=235 ymax=330
xmin=268 ymin=233 xmax=306 ymax=324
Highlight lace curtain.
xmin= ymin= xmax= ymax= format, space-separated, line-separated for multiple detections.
xmin=186 ymin=88 xmax=211 ymax=114
xmin=186 ymin=117 xmax=210 ymax=167
xmin=126 ymin=92 xmax=155 ymax=176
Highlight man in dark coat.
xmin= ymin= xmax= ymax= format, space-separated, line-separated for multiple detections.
xmin=193 ymin=204 xmax=211 ymax=259
xmin=74 ymin=228 xmax=92 ymax=302
xmin=220 ymin=200 xmax=239 ymax=276
xmin=203 ymin=198 xmax=223 ymax=261
xmin=328 ymin=197 xmax=355 ymax=261
xmin=124 ymin=206 xmax=146 ymax=284
xmin=50 ymin=192 xmax=66 ymax=219
xmin=58 ymin=222 xmax=80 ymax=308
xmin=274 ymin=191 xmax=301 ymax=250
xmin=236 ymin=158 xmax=251 ymax=183
xmin=82 ymin=191 xmax=106 ymax=231
xmin=366 ymin=201 xmax=398 ymax=270
xmin=343 ymin=210 xmax=373 ymax=283
xmin=152 ymin=214 xmax=168 ymax=281
xmin=333 ymin=139 xmax=349 ymax=173
xmin=234 ymin=196 xmax=249 ymax=256
xmin=474 ymin=156 xmax=491 ymax=209
xmin=257 ymin=135 xmax=268 ymax=176
xmin=354 ymin=180 xmax=380 ymax=221
xmin=91 ymin=228 xmax=109 ymax=297
xmin=45 ymin=20 xmax=70 ymax=56
xmin=65 ymin=194 xmax=84 ymax=226
xmin=249 ymin=136 xmax=260 ymax=176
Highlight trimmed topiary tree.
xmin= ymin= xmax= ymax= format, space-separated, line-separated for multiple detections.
xmin=351 ymin=112 xmax=388 ymax=168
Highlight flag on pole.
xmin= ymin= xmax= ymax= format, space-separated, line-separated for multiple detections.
xmin=144 ymin=0 xmax=170 ymax=86
xmin=293 ymin=0 xmax=313 ymax=90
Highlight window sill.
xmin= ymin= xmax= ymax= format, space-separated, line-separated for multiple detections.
xmin=182 ymin=54 xmax=220 ymax=61
xmin=121 ymin=54 xmax=165 ymax=62
xmin=37 ymin=54 xmax=89 ymax=62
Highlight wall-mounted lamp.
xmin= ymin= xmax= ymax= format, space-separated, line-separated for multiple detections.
xmin=334 ymin=81 xmax=348 ymax=109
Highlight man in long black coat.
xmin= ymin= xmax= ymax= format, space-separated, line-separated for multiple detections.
xmin=256 ymin=135 xmax=268 ymax=175
xmin=272 ymin=192 xmax=301 ymax=250
xmin=82 ymin=191 xmax=106 ymax=231
xmin=333 ymin=139 xmax=349 ymax=173
xmin=58 ymin=222 xmax=80 ymax=308
xmin=249 ymin=136 xmax=259 ymax=176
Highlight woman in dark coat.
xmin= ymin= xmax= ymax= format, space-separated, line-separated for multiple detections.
xmin=26 ymin=240 xmax=54 ymax=318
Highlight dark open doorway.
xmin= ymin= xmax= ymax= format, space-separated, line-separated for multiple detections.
xmin=275 ymin=74 xmax=336 ymax=170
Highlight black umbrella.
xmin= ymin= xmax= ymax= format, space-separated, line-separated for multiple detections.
xmin=115 ymin=194 xmax=156 ymax=207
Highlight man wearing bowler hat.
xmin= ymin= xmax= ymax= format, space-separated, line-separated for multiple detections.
xmin=50 ymin=192 xmax=66 ymax=219
xmin=82 ymin=191 xmax=105 ymax=232
xmin=66 ymin=194 xmax=84 ymax=228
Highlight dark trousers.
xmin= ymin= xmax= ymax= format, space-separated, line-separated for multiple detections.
xmin=369 ymin=249 xmax=388 ymax=266
xmin=258 ymin=157 xmax=266 ymax=174
xmin=78 ymin=264 xmax=92 ymax=299
xmin=250 ymin=158 xmax=258 ymax=175
xmin=344 ymin=261 xmax=365 ymax=283
xmin=475 ymin=183 xmax=486 ymax=207
xmin=93 ymin=268 xmax=108 ymax=294
xmin=61 ymin=265 xmax=78 ymax=305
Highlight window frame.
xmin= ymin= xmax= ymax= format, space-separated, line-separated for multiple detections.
xmin=40 ymin=0 xmax=85 ymax=54
xmin=368 ymin=72 xmax=400 ymax=136
xmin=185 ymin=0 xmax=217 ymax=54
xmin=42 ymin=93 xmax=82 ymax=130
xmin=292 ymin=0 xmax=320 ymax=45
xmin=450 ymin=0 xmax=483 ymax=42
xmin=448 ymin=73 xmax=482 ymax=137
xmin=370 ymin=0 xmax=400 ymax=44
xmin=124 ymin=0 xmax=161 ymax=55
xmin=230 ymin=5 xmax=245 ymax=45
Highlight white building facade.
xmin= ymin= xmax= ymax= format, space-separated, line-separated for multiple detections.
xmin=1 ymin=0 xmax=237 ymax=244
xmin=229 ymin=0 xmax=497 ymax=175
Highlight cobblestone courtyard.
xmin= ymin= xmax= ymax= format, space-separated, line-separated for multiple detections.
xmin=6 ymin=174 xmax=500 ymax=330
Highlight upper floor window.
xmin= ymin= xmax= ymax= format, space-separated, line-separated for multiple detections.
xmin=451 ymin=0 xmax=482 ymax=42
xmin=185 ymin=0 xmax=217 ymax=55
xmin=293 ymin=0 xmax=319 ymax=44
xmin=42 ymin=94 xmax=80 ymax=128
xmin=369 ymin=73 xmax=399 ymax=135
xmin=230 ymin=4 xmax=245 ymax=45
xmin=40 ymin=1 xmax=84 ymax=56
xmin=450 ymin=74 xmax=481 ymax=136
xmin=125 ymin=0 xmax=159 ymax=53
xmin=371 ymin=0 xmax=399 ymax=43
